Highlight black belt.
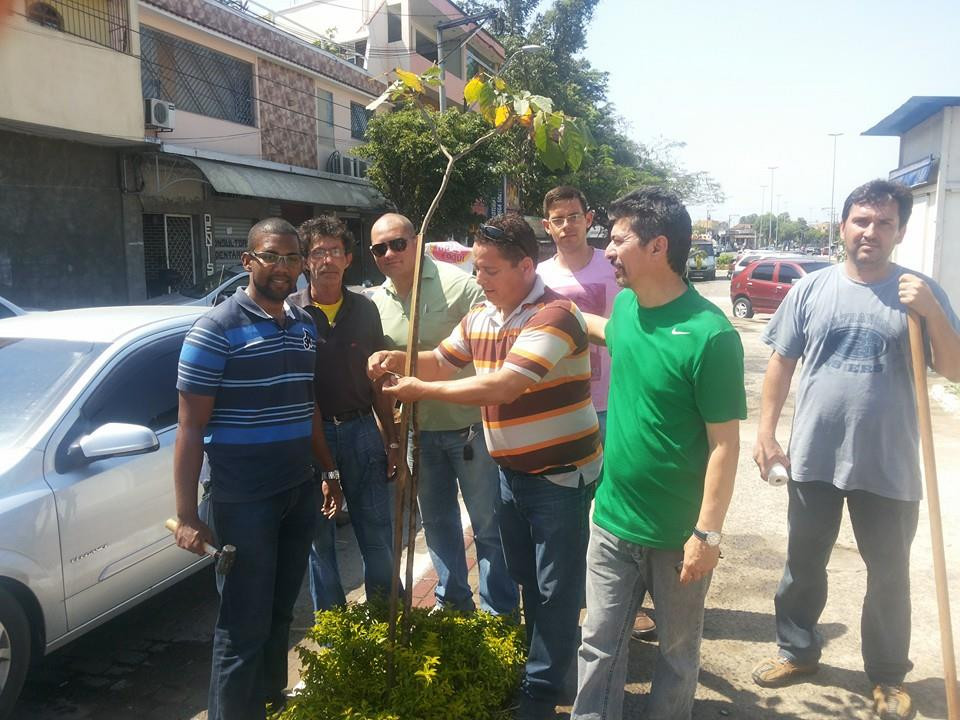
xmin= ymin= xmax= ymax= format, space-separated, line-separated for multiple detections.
xmin=326 ymin=407 xmax=373 ymax=425
xmin=540 ymin=464 xmax=578 ymax=476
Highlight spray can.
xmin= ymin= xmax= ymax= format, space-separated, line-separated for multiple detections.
xmin=767 ymin=462 xmax=789 ymax=487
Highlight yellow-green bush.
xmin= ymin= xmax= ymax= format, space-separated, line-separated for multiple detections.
xmin=276 ymin=603 xmax=525 ymax=720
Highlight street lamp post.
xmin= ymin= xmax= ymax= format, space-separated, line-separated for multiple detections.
xmin=759 ymin=185 xmax=767 ymax=249
xmin=768 ymin=166 xmax=778 ymax=244
xmin=775 ymin=194 xmax=782 ymax=247
xmin=828 ymin=133 xmax=842 ymax=259
xmin=435 ymin=9 xmax=497 ymax=112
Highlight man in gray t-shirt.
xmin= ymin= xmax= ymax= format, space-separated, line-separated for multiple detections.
xmin=750 ymin=180 xmax=960 ymax=720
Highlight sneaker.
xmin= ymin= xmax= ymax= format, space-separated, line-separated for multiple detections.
xmin=751 ymin=655 xmax=819 ymax=687
xmin=872 ymin=684 xmax=914 ymax=720
xmin=631 ymin=610 xmax=657 ymax=642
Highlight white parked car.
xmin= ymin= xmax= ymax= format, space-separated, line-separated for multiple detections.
xmin=0 ymin=306 xmax=211 ymax=718
xmin=0 ymin=296 xmax=25 ymax=320
xmin=146 ymin=265 xmax=307 ymax=306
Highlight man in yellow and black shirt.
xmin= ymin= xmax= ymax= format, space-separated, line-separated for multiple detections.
xmin=288 ymin=215 xmax=401 ymax=611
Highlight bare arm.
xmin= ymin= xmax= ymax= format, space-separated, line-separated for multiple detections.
xmin=900 ymin=274 xmax=960 ymax=381
xmin=753 ymin=351 xmax=798 ymax=479
xmin=173 ymin=391 xmax=216 ymax=555
xmin=311 ymin=404 xmax=342 ymax=518
xmin=382 ymin=367 xmax=536 ymax=407
xmin=580 ymin=312 xmax=608 ymax=346
xmin=368 ymin=349 xmax=459 ymax=383
xmin=680 ymin=419 xmax=740 ymax=584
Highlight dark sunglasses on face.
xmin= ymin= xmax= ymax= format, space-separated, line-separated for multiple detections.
xmin=370 ymin=237 xmax=409 ymax=257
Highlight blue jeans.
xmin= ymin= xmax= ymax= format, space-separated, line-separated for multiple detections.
xmin=596 ymin=411 xmax=607 ymax=445
xmin=775 ymin=480 xmax=918 ymax=685
xmin=208 ymin=480 xmax=315 ymax=720
xmin=417 ymin=426 xmax=518 ymax=614
xmin=499 ymin=468 xmax=592 ymax=706
xmin=308 ymin=414 xmax=398 ymax=611
xmin=573 ymin=521 xmax=711 ymax=720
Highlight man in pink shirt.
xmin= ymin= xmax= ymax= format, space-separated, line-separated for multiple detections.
xmin=537 ymin=185 xmax=657 ymax=642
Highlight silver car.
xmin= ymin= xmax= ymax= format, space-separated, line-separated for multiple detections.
xmin=0 ymin=306 xmax=211 ymax=718
xmin=145 ymin=266 xmax=307 ymax=306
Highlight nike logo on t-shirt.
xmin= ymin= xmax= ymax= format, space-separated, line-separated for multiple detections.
xmin=672 ymin=328 xmax=690 ymax=335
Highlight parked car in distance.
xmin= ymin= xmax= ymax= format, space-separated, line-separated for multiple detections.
xmin=0 ymin=306 xmax=211 ymax=718
xmin=730 ymin=257 xmax=831 ymax=318
xmin=686 ymin=241 xmax=716 ymax=281
xmin=729 ymin=251 xmax=807 ymax=280
xmin=145 ymin=266 xmax=307 ymax=306
xmin=0 ymin=296 xmax=25 ymax=320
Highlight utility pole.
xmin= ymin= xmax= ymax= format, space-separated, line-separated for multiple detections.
xmin=759 ymin=185 xmax=767 ymax=249
xmin=768 ymin=166 xmax=778 ymax=244
xmin=775 ymin=194 xmax=782 ymax=247
xmin=828 ymin=133 xmax=842 ymax=260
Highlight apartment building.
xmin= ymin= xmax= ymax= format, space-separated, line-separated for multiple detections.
xmin=0 ymin=0 xmax=389 ymax=308
xmin=270 ymin=0 xmax=505 ymax=111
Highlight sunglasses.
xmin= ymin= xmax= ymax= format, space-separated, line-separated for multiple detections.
xmin=248 ymin=250 xmax=303 ymax=267
xmin=478 ymin=224 xmax=535 ymax=259
xmin=370 ymin=237 xmax=409 ymax=257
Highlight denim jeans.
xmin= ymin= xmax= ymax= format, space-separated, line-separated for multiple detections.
xmin=416 ymin=426 xmax=518 ymax=614
xmin=308 ymin=414 xmax=398 ymax=611
xmin=208 ymin=480 xmax=315 ymax=720
xmin=596 ymin=410 xmax=607 ymax=445
xmin=573 ymin=521 xmax=711 ymax=720
xmin=499 ymin=468 xmax=592 ymax=706
xmin=775 ymin=480 xmax=918 ymax=685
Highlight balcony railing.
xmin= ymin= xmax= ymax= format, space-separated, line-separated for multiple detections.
xmin=25 ymin=0 xmax=131 ymax=53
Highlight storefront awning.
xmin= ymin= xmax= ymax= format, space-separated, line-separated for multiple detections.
xmin=186 ymin=156 xmax=389 ymax=210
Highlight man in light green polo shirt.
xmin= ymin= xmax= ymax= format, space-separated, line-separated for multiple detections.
xmin=368 ymin=213 xmax=518 ymax=615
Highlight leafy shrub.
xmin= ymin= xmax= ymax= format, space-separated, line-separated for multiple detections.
xmin=275 ymin=603 xmax=525 ymax=720
xmin=717 ymin=252 xmax=735 ymax=269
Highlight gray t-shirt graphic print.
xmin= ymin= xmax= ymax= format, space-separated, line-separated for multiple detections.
xmin=762 ymin=264 xmax=960 ymax=501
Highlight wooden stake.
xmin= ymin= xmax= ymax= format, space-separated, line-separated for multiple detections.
xmin=907 ymin=312 xmax=959 ymax=719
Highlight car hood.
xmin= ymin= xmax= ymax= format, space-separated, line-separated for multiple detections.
xmin=143 ymin=293 xmax=205 ymax=306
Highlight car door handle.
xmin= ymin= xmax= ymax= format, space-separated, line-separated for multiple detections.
xmin=776 ymin=285 xmax=783 ymax=289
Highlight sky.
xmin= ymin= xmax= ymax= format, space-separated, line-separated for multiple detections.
xmin=584 ymin=0 xmax=960 ymax=224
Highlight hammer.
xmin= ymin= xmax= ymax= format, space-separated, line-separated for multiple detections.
xmin=165 ymin=518 xmax=237 ymax=575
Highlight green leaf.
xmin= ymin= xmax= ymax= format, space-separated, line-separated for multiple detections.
xmin=395 ymin=68 xmax=423 ymax=93
xmin=534 ymin=122 xmax=548 ymax=152
xmin=541 ymin=139 xmax=565 ymax=171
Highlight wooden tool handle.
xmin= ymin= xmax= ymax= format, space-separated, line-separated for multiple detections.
xmin=907 ymin=312 xmax=959 ymax=719
xmin=165 ymin=517 xmax=218 ymax=557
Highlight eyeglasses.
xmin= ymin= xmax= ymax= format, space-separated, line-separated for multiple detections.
xmin=547 ymin=212 xmax=585 ymax=228
xmin=249 ymin=250 xmax=303 ymax=267
xmin=309 ymin=247 xmax=345 ymax=260
xmin=370 ymin=237 xmax=409 ymax=257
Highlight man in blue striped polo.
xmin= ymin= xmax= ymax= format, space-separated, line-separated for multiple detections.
xmin=173 ymin=218 xmax=325 ymax=720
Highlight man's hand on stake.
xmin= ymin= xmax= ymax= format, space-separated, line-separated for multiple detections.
xmin=899 ymin=273 xmax=939 ymax=318
xmin=368 ymin=350 xmax=406 ymax=381
xmin=381 ymin=375 xmax=427 ymax=402
xmin=679 ymin=533 xmax=720 ymax=585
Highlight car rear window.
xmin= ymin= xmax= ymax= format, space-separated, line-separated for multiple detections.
xmin=751 ymin=263 xmax=775 ymax=281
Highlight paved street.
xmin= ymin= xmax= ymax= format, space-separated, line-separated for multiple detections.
xmin=11 ymin=279 xmax=960 ymax=720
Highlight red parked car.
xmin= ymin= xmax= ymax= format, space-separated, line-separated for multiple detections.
xmin=730 ymin=257 xmax=831 ymax=318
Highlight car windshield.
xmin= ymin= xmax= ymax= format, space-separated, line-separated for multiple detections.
xmin=0 ymin=338 xmax=107 ymax=448
xmin=801 ymin=262 xmax=831 ymax=273
xmin=178 ymin=267 xmax=244 ymax=299
xmin=693 ymin=243 xmax=715 ymax=257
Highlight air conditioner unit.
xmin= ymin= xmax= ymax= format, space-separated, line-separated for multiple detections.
xmin=145 ymin=98 xmax=176 ymax=131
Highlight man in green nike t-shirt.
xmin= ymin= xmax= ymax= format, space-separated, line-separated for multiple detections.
xmin=571 ymin=188 xmax=746 ymax=720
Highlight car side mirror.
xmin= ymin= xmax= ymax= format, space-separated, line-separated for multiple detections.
xmin=68 ymin=423 xmax=159 ymax=465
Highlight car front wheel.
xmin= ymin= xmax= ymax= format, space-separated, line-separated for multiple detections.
xmin=0 ymin=586 xmax=31 ymax=720
xmin=732 ymin=297 xmax=754 ymax=319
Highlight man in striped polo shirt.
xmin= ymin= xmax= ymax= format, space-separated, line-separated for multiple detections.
xmin=368 ymin=213 xmax=602 ymax=720
xmin=173 ymin=218 xmax=323 ymax=720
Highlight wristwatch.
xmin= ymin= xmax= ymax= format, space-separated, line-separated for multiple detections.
xmin=321 ymin=470 xmax=341 ymax=482
xmin=692 ymin=526 xmax=722 ymax=547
